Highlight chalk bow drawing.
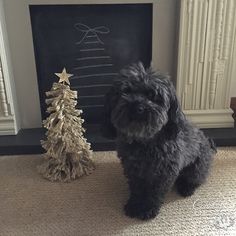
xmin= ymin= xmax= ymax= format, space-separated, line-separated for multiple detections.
xmin=75 ymin=23 xmax=110 ymax=45
xmin=72 ymin=21 xmax=117 ymax=100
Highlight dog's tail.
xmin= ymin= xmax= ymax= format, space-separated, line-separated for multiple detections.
xmin=208 ymin=138 xmax=217 ymax=154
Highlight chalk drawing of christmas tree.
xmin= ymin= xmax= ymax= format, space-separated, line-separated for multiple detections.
xmin=70 ymin=23 xmax=118 ymax=113
xmin=72 ymin=23 xmax=117 ymax=85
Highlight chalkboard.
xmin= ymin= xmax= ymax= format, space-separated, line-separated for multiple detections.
xmin=29 ymin=4 xmax=153 ymax=124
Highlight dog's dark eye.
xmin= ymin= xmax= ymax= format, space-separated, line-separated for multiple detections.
xmin=148 ymin=91 xmax=163 ymax=105
xmin=147 ymin=91 xmax=155 ymax=100
xmin=155 ymin=97 xmax=163 ymax=105
xmin=123 ymin=87 xmax=131 ymax=94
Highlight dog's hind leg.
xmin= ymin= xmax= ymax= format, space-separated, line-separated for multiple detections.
xmin=175 ymin=154 xmax=212 ymax=197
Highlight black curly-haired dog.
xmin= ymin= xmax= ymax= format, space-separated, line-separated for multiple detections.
xmin=102 ymin=62 xmax=216 ymax=220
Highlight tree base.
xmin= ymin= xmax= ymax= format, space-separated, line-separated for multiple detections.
xmin=38 ymin=154 xmax=95 ymax=182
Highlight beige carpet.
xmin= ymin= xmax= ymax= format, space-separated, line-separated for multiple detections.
xmin=0 ymin=148 xmax=236 ymax=236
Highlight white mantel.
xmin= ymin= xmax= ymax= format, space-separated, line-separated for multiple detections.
xmin=0 ymin=0 xmax=235 ymax=135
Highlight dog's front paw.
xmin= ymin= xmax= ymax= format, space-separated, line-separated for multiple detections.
xmin=124 ymin=199 xmax=159 ymax=220
xmin=176 ymin=181 xmax=199 ymax=197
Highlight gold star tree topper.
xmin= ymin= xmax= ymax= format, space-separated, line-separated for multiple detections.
xmin=55 ymin=68 xmax=73 ymax=85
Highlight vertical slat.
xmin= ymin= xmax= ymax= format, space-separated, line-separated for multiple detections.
xmin=209 ymin=0 xmax=224 ymax=109
xmin=199 ymin=0 xmax=208 ymax=63
xmin=195 ymin=0 xmax=208 ymax=109
xmin=220 ymin=0 xmax=228 ymax=58
xmin=184 ymin=0 xmax=193 ymax=109
xmin=192 ymin=0 xmax=202 ymax=109
xmin=222 ymin=0 xmax=234 ymax=60
xmin=200 ymin=0 xmax=215 ymax=109
xmin=188 ymin=0 xmax=197 ymax=85
xmin=177 ymin=0 xmax=187 ymax=100
xmin=204 ymin=0 xmax=217 ymax=109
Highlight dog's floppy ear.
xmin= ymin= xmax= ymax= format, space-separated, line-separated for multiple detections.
xmin=101 ymin=84 xmax=119 ymax=139
xmin=166 ymin=80 xmax=184 ymax=133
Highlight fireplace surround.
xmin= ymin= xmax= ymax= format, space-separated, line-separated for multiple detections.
xmin=29 ymin=3 xmax=153 ymax=124
xmin=1 ymin=0 xmax=170 ymax=134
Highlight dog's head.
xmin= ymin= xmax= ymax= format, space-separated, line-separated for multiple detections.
xmin=102 ymin=62 xmax=183 ymax=140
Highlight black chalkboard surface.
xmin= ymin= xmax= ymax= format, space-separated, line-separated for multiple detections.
xmin=30 ymin=4 xmax=152 ymax=124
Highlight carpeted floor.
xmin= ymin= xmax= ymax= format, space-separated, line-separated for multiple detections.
xmin=0 ymin=148 xmax=236 ymax=236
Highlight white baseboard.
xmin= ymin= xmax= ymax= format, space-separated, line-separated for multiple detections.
xmin=0 ymin=116 xmax=18 ymax=135
xmin=184 ymin=109 xmax=234 ymax=128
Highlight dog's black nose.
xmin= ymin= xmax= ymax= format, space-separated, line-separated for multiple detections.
xmin=136 ymin=105 xmax=144 ymax=114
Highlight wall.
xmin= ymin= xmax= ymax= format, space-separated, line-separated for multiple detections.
xmin=2 ymin=0 xmax=178 ymax=128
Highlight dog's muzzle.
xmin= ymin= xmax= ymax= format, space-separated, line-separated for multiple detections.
xmin=129 ymin=102 xmax=147 ymax=121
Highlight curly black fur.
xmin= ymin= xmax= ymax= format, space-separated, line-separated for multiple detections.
xmin=102 ymin=62 xmax=216 ymax=220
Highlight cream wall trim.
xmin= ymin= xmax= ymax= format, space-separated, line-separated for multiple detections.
xmin=0 ymin=0 xmax=20 ymax=135
xmin=0 ymin=61 xmax=9 ymax=117
xmin=177 ymin=0 xmax=235 ymax=128
xmin=0 ymin=116 xmax=16 ymax=135
xmin=185 ymin=109 xmax=234 ymax=128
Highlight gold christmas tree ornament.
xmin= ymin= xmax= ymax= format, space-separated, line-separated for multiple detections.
xmin=55 ymin=67 xmax=73 ymax=85
xmin=38 ymin=68 xmax=95 ymax=182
